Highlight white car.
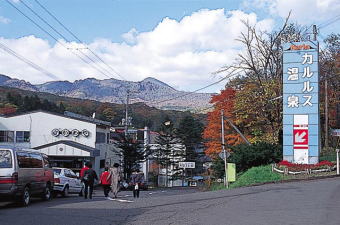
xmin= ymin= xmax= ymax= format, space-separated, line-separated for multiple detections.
xmin=53 ymin=168 xmax=83 ymax=197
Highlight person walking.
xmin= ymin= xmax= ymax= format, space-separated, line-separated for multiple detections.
xmin=79 ymin=162 xmax=90 ymax=196
xmin=107 ymin=163 xmax=120 ymax=199
xmin=100 ymin=167 xmax=111 ymax=198
xmin=82 ymin=162 xmax=98 ymax=199
xmin=130 ymin=169 xmax=144 ymax=198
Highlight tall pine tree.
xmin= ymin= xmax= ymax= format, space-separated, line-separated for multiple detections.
xmin=154 ymin=118 xmax=186 ymax=186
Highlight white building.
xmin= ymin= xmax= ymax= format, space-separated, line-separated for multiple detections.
xmin=0 ymin=110 xmax=120 ymax=175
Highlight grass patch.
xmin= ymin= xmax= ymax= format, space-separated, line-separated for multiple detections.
xmin=229 ymin=165 xmax=283 ymax=189
xmin=209 ymin=164 xmax=337 ymax=191
xmin=209 ymin=165 xmax=284 ymax=190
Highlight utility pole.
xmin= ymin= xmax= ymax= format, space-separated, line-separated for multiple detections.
xmin=314 ymin=24 xmax=329 ymax=149
xmin=124 ymin=90 xmax=130 ymax=137
xmin=221 ymin=110 xmax=228 ymax=188
xmin=313 ymin=25 xmax=317 ymax=41
xmin=325 ymin=78 xmax=329 ymax=148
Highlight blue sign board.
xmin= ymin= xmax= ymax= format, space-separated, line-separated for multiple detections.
xmin=282 ymin=41 xmax=320 ymax=164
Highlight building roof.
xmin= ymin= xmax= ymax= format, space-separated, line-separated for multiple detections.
xmin=0 ymin=110 xmax=111 ymax=127
xmin=33 ymin=140 xmax=100 ymax=157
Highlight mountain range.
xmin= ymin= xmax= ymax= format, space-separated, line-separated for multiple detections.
xmin=0 ymin=74 xmax=213 ymax=111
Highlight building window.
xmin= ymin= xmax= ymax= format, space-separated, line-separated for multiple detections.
xmin=96 ymin=132 xmax=106 ymax=143
xmin=100 ymin=159 xmax=105 ymax=168
xmin=16 ymin=131 xmax=30 ymax=143
xmin=0 ymin=131 xmax=14 ymax=143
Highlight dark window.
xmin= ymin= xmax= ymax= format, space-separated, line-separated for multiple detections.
xmin=17 ymin=152 xmax=31 ymax=168
xmin=100 ymin=159 xmax=105 ymax=168
xmin=68 ymin=170 xmax=77 ymax=178
xmin=106 ymin=133 xmax=110 ymax=144
xmin=64 ymin=169 xmax=71 ymax=177
xmin=30 ymin=153 xmax=43 ymax=168
xmin=96 ymin=132 xmax=106 ymax=143
xmin=53 ymin=169 xmax=62 ymax=175
xmin=0 ymin=150 xmax=12 ymax=168
xmin=16 ymin=131 xmax=30 ymax=143
xmin=0 ymin=131 xmax=14 ymax=143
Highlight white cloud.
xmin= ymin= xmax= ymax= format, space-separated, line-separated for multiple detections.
xmin=273 ymin=0 xmax=340 ymax=24
xmin=0 ymin=9 xmax=273 ymax=92
xmin=243 ymin=0 xmax=340 ymax=25
xmin=0 ymin=16 xmax=11 ymax=24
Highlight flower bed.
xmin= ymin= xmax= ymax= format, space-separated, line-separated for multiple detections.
xmin=273 ymin=160 xmax=335 ymax=174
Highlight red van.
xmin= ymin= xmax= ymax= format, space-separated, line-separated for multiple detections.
xmin=0 ymin=147 xmax=54 ymax=206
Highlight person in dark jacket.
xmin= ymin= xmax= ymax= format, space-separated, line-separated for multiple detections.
xmin=130 ymin=169 xmax=144 ymax=198
xmin=82 ymin=162 xmax=98 ymax=199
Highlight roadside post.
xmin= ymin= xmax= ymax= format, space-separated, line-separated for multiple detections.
xmin=337 ymin=149 xmax=339 ymax=175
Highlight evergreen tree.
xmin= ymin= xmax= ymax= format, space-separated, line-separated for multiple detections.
xmin=115 ymin=136 xmax=145 ymax=180
xmin=59 ymin=102 xmax=66 ymax=113
xmin=177 ymin=114 xmax=204 ymax=161
xmin=154 ymin=118 xmax=186 ymax=186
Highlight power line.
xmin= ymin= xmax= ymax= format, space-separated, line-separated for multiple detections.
xmin=318 ymin=14 xmax=340 ymax=29
xmin=0 ymin=42 xmax=60 ymax=80
xmin=5 ymin=0 xmax=116 ymax=80
xmin=18 ymin=0 xmax=119 ymax=80
xmin=33 ymin=0 xmax=127 ymax=81
xmin=153 ymin=70 xmax=242 ymax=105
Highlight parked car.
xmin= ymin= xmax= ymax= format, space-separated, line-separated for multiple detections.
xmin=0 ymin=146 xmax=54 ymax=206
xmin=53 ymin=168 xmax=83 ymax=197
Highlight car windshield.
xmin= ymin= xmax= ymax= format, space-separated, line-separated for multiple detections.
xmin=53 ymin=169 xmax=62 ymax=175
xmin=0 ymin=150 xmax=12 ymax=168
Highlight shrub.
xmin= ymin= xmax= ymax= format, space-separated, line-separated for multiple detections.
xmin=228 ymin=142 xmax=282 ymax=172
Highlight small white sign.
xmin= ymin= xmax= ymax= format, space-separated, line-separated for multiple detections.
xmin=179 ymin=162 xmax=195 ymax=169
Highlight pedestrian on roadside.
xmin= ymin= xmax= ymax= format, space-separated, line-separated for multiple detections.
xmin=130 ymin=169 xmax=144 ymax=198
xmin=100 ymin=167 xmax=111 ymax=198
xmin=79 ymin=162 xmax=90 ymax=196
xmin=82 ymin=162 xmax=98 ymax=199
xmin=107 ymin=163 xmax=120 ymax=199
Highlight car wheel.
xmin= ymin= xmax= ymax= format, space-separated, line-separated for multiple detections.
xmin=42 ymin=185 xmax=52 ymax=201
xmin=21 ymin=187 xmax=31 ymax=206
xmin=62 ymin=186 xmax=69 ymax=197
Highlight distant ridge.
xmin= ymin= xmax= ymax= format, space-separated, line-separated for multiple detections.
xmin=0 ymin=74 xmax=213 ymax=111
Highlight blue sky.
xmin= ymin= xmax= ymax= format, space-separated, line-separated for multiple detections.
xmin=0 ymin=0 xmax=339 ymax=92
xmin=1 ymin=0 xmax=242 ymax=43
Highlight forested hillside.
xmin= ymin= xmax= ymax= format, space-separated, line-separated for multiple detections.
xmin=0 ymin=86 xmax=206 ymax=131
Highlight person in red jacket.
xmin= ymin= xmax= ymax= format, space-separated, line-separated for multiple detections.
xmin=80 ymin=162 xmax=90 ymax=179
xmin=79 ymin=162 xmax=90 ymax=197
xmin=100 ymin=167 xmax=111 ymax=198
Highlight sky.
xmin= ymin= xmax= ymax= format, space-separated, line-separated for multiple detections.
xmin=0 ymin=0 xmax=339 ymax=93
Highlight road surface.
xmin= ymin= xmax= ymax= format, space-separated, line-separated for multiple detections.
xmin=1 ymin=178 xmax=340 ymax=225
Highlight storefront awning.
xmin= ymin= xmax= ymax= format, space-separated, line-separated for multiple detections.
xmin=33 ymin=140 xmax=100 ymax=157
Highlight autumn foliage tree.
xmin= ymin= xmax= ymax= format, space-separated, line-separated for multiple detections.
xmin=203 ymin=88 xmax=243 ymax=157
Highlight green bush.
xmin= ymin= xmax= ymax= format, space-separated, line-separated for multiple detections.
xmin=229 ymin=142 xmax=282 ymax=172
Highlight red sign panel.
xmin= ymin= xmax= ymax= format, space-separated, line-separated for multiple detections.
xmin=293 ymin=129 xmax=309 ymax=149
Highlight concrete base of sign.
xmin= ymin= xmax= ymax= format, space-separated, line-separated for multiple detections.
xmin=283 ymin=155 xmax=294 ymax=162
xmin=309 ymin=156 xmax=319 ymax=164
xmin=284 ymin=155 xmax=319 ymax=164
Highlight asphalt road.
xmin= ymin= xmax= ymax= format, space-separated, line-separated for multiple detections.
xmin=1 ymin=178 xmax=340 ymax=225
